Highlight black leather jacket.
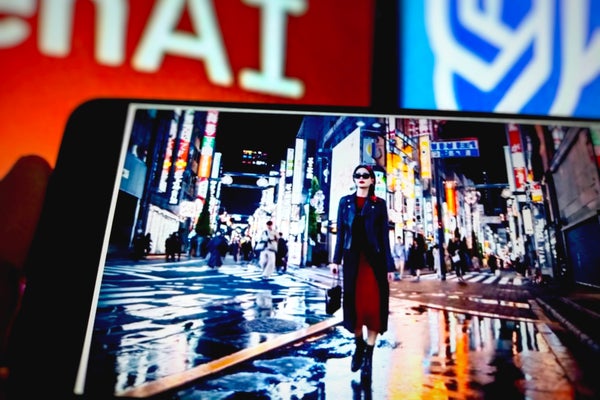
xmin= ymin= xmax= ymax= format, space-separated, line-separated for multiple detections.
xmin=332 ymin=194 xmax=395 ymax=271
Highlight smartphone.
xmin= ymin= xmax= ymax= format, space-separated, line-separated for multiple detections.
xmin=9 ymin=99 xmax=597 ymax=399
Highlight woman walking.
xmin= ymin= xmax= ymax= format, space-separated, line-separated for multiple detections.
xmin=329 ymin=164 xmax=395 ymax=382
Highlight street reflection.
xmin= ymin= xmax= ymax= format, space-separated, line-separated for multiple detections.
xmin=170 ymin=302 xmax=551 ymax=399
xmin=87 ymin=268 xmax=329 ymax=395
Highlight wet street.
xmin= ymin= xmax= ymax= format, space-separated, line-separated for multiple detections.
xmin=168 ymin=300 xmax=576 ymax=400
xmin=83 ymin=258 xmax=597 ymax=399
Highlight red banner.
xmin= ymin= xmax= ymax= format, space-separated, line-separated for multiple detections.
xmin=507 ymin=124 xmax=527 ymax=192
xmin=0 ymin=0 xmax=375 ymax=176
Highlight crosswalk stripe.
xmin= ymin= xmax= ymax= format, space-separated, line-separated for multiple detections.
xmin=104 ymin=262 xmax=530 ymax=289
xmin=413 ymin=271 xmax=528 ymax=287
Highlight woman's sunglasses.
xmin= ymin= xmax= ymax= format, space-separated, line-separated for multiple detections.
xmin=353 ymin=172 xmax=371 ymax=179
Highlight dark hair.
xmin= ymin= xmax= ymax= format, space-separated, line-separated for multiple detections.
xmin=353 ymin=164 xmax=376 ymax=198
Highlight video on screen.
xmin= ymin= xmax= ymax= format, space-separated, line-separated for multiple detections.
xmin=74 ymin=103 xmax=599 ymax=397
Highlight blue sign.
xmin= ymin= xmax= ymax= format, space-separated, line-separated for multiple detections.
xmin=400 ymin=1 xmax=600 ymax=120
xmin=431 ymin=140 xmax=479 ymax=158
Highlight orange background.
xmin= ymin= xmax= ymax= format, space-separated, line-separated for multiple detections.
xmin=0 ymin=0 xmax=374 ymax=177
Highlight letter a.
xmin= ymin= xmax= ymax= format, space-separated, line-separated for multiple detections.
xmin=132 ymin=0 xmax=232 ymax=86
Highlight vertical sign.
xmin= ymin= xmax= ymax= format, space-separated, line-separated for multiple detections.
xmin=170 ymin=110 xmax=194 ymax=204
xmin=286 ymin=147 xmax=295 ymax=178
xmin=209 ymin=151 xmax=222 ymax=224
xmin=405 ymin=162 xmax=416 ymax=230
xmin=159 ymin=110 xmax=181 ymax=193
xmin=445 ymin=181 xmax=457 ymax=216
xmin=374 ymin=170 xmax=386 ymax=199
xmin=506 ymin=123 xmax=527 ymax=192
xmin=292 ymin=138 xmax=305 ymax=204
xmin=197 ymin=110 xmax=219 ymax=200
xmin=418 ymin=119 xmax=432 ymax=180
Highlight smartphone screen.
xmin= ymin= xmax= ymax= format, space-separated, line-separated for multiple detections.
xmin=14 ymin=100 xmax=596 ymax=398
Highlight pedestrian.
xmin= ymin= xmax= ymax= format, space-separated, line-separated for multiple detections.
xmin=173 ymin=231 xmax=182 ymax=261
xmin=206 ymin=231 xmax=227 ymax=268
xmin=240 ymin=235 xmax=253 ymax=262
xmin=426 ymin=244 xmax=435 ymax=271
xmin=416 ymin=232 xmax=428 ymax=268
xmin=165 ymin=232 xmax=176 ymax=262
xmin=471 ymin=253 xmax=481 ymax=271
xmin=257 ymin=221 xmax=277 ymax=279
xmin=392 ymin=235 xmax=406 ymax=280
xmin=328 ymin=164 xmax=395 ymax=382
xmin=276 ymin=232 xmax=288 ymax=273
xmin=432 ymin=244 xmax=442 ymax=279
xmin=188 ymin=231 xmax=198 ymax=257
xmin=229 ymin=235 xmax=240 ymax=262
xmin=406 ymin=237 xmax=425 ymax=281
xmin=448 ymin=231 xmax=467 ymax=281
xmin=132 ymin=229 xmax=146 ymax=261
xmin=144 ymin=233 xmax=152 ymax=257
xmin=486 ymin=252 xmax=496 ymax=275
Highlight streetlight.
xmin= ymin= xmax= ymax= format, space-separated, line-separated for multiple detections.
xmin=256 ymin=177 xmax=269 ymax=187
xmin=221 ymin=175 xmax=233 ymax=185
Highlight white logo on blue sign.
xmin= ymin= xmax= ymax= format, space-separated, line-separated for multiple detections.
xmin=400 ymin=0 xmax=600 ymax=119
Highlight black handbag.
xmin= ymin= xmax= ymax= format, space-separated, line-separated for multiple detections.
xmin=325 ymin=275 xmax=342 ymax=315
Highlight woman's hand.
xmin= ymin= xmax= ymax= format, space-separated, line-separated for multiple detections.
xmin=1 ymin=156 xmax=52 ymax=382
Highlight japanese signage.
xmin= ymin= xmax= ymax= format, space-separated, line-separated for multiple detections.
xmin=506 ymin=124 xmax=527 ymax=192
xmin=431 ymin=139 xmax=480 ymax=158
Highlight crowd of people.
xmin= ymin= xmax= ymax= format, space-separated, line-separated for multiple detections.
xmin=128 ymin=215 xmax=528 ymax=286
xmin=128 ymin=218 xmax=532 ymax=287
xmin=128 ymin=218 xmax=290 ymax=281
xmin=390 ymin=229 xmax=469 ymax=282
xmin=388 ymin=226 xmax=538 ymax=284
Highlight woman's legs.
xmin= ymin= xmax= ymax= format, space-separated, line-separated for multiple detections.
xmin=362 ymin=329 xmax=377 ymax=380
xmin=353 ymin=257 xmax=381 ymax=379
xmin=352 ymin=328 xmax=377 ymax=374
xmin=366 ymin=329 xmax=377 ymax=346
xmin=351 ymin=329 xmax=366 ymax=372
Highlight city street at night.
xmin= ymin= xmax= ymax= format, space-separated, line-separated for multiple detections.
xmin=82 ymin=256 xmax=598 ymax=399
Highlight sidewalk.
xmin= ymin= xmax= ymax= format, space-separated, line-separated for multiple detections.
xmin=529 ymin=278 xmax=600 ymax=354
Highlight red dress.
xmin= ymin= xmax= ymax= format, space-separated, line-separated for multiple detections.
xmin=354 ymin=196 xmax=381 ymax=332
